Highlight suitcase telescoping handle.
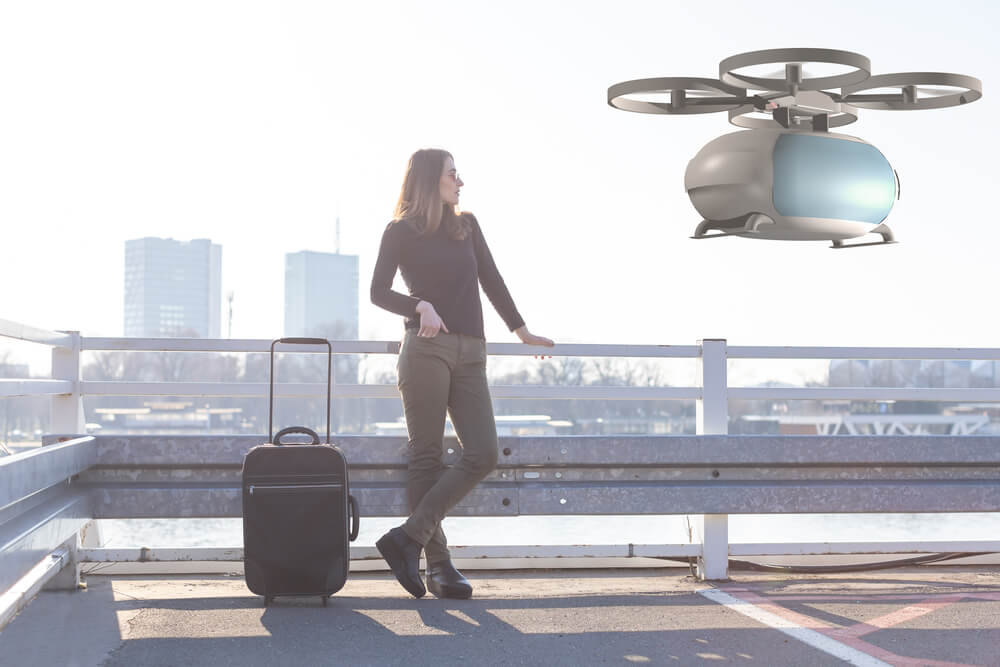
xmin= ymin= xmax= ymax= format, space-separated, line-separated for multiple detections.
xmin=269 ymin=337 xmax=332 ymax=445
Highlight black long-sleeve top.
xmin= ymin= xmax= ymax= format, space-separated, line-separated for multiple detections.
xmin=370 ymin=213 xmax=525 ymax=339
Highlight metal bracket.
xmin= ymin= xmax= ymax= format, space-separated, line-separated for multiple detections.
xmin=830 ymin=224 xmax=897 ymax=249
xmin=692 ymin=213 xmax=774 ymax=240
xmin=690 ymin=231 xmax=752 ymax=240
xmin=831 ymin=238 xmax=898 ymax=249
xmin=773 ymin=107 xmax=791 ymax=128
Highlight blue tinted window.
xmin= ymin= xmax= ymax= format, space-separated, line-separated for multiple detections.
xmin=773 ymin=134 xmax=895 ymax=223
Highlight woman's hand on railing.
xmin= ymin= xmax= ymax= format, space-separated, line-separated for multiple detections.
xmin=415 ymin=301 xmax=449 ymax=337
xmin=515 ymin=325 xmax=555 ymax=352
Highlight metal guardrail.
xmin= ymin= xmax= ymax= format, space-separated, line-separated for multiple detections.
xmin=0 ymin=436 xmax=94 ymax=628
xmin=0 ymin=431 xmax=992 ymax=606
xmin=62 ymin=430 xmax=1000 ymax=582
xmin=62 ymin=434 xmax=1000 ymax=519
xmin=3 ymin=319 xmax=1000 ymax=616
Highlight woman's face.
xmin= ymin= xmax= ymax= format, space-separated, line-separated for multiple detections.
xmin=438 ymin=156 xmax=463 ymax=207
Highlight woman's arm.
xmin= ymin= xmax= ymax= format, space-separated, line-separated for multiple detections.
xmin=469 ymin=214 xmax=525 ymax=331
xmin=370 ymin=223 xmax=422 ymax=317
xmin=470 ymin=215 xmax=554 ymax=347
xmin=371 ymin=223 xmax=449 ymax=337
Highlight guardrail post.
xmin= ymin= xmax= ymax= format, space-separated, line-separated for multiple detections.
xmin=41 ymin=535 xmax=81 ymax=591
xmin=50 ymin=331 xmax=84 ymax=434
xmin=80 ymin=520 xmax=103 ymax=548
xmin=696 ymin=338 xmax=729 ymax=580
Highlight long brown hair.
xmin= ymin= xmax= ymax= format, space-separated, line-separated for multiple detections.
xmin=392 ymin=148 xmax=470 ymax=239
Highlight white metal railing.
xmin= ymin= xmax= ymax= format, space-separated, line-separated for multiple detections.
xmin=72 ymin=337 xmax=1000 ymax=403
xmin=0 ymin=380 xmax=73 ymax=398
xmin=0 ymin=319 xmax=83 ymax=433
xmin=7 ymin=325 xmax=1000 ymax=406
xmin=0 ymin=318 xmax=74 ymax=348
xmin=4 ymin=319 xmax=1000 ymax=581
xmin=6 ymin=325 xmax=999 ymax=406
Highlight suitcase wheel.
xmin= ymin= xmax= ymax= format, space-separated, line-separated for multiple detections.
xmin=321 ymin=596 xmax=329 ymax=607
xmin=264 ymin=596 xmax=273 ymax=607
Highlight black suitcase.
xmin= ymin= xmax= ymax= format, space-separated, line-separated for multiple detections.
xmin=242 ymin=337 xmax=360 ymax=606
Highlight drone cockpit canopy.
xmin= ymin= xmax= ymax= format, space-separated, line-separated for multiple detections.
xmin=607 ymin=48 xmax=982 ymax=248
xmin=685 ymin=130 xmax=897 ymax=242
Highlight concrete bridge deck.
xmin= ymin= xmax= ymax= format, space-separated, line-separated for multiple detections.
xmin=3 ymin=566 xmax=999 ymax=666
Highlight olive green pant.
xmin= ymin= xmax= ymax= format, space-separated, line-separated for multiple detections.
xmin=396 ymin=330 xmax=498 ymax=565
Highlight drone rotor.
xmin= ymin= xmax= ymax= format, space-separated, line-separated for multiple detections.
xmin=841 ymin=72 xmax=982 ymax=110
xmin=718 ymin=48 xmax=871 ymax=92
xmin=607 ymin=77 xmax=750 ymax=115
xmin=608 ymin=48 xmax=982 ymax=131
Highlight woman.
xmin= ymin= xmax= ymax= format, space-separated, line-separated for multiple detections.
xmin=370 ymin=148 xmax=554 ymax=599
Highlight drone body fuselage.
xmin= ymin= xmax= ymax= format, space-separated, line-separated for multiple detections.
xmin=685 ymin=129 xmax=897 ymax=241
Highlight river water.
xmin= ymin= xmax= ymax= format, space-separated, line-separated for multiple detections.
xmin=101 ymin=513 xmax=1000 ymax=551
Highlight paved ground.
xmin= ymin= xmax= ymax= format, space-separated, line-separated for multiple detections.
xmin=2 ymin=566 xmax=999 ymax=666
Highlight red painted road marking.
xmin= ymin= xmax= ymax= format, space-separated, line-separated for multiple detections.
xmin=714 ymin=585 xmax=983 ymax=667
xmin=733 ymin=591 xmax=1000 ymax=602
xmin=699 ymin=587 xmax=892 ymax=666
xmin=830 ymin=595 xmax=965 ymax=639
xmin=719 ymin=586 xmax=836 ymax=630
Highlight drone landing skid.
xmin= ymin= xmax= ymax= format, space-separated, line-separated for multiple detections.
xmin=691 ymin=213 xmax=773 ymax=239
xmin=830 ymin=224 xmax=896 ymax=249
xmin=690 ymin=231 xmax=751 ymax=239
xmin=831 ymin=239 xmax=898 ymax=249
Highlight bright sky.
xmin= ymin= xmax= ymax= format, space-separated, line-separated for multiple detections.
xmin=2 ymin=0 xmax=998 ymax=376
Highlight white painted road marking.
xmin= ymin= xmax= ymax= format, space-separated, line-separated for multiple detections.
xmin=697 ymin=587 xmax=893 ymax=667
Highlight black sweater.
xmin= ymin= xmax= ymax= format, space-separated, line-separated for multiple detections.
xmin=370 ymin=213 xmax=525 ymax=338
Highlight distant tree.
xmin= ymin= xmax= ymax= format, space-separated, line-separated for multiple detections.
xmin=487 ymin=356 xmax=678 ymax=432
xmin=0 ymin=351 xmax=52 ymax=439
xmin=536 ymin=357 xmax=586 ymax=387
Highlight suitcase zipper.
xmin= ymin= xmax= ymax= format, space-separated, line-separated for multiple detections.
xmin=248 ymin=483 xmax=343 ymax=496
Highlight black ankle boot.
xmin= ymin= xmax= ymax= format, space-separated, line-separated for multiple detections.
xmin=426 ymin=560 xmax=473 ymax=599
xmin=376 ymin=527 xmax=426 ymax=598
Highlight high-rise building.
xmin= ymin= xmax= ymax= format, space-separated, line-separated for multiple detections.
xmin=124 ymin=238 xmax=222 ymax=338
xmin=284 ymin=251 xmax=359 ymax=339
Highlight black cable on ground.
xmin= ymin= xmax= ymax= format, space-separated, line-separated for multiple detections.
xmin=659 ymin=552 xmax=994 ymax=575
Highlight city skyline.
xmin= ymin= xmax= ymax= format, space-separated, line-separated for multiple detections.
xmin=120 ymin=237 xmax=361 ymax=341
xmin=124 ymin=237 xmax=222 ymax=338
xmin=2 ymin=1 xmax=999 ymax=380
xmin=284 ymin=249 xmax=359 ymax=339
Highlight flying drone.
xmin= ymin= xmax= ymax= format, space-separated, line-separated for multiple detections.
xmin=608 ymin=48 xmax=982 ymax=248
